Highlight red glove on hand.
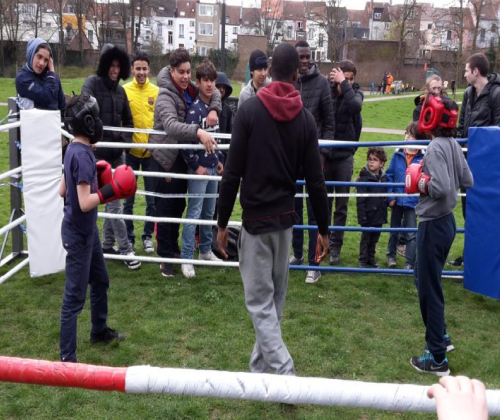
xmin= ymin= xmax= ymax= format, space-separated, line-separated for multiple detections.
xmin=97 ymin=164 xmax=137 ymax=204
xmin=405 ymin=162 xmax=431 ymax=195
xmin=96 ymin=160 xmax=112 ymax=189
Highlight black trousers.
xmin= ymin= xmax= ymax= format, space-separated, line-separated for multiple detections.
xmin=292 ymin=184 xmax=318 ymax=266
xmin=324 ymin=155 xmax=354 ymax=255
xmin=414 ymin=213 xmax=456 ymax=359
xmin=359 ymin=228 xmax=381 ymax=264
xmin=151 ymin=154 xmax=187 ymax=258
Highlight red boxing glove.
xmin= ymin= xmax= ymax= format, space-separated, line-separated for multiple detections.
xmin=96 ymin=160 xmax=112 ymax=189
xmin=405 ymin=163 xmax=431 ymax=195
xmin=97 ymin=164 xmax=137 ymax=204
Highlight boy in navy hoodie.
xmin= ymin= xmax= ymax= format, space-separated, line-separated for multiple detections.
xmin=180 ymin=60 xmax=225 ymax=278
xmin=217 ymin=44 xmax=329 ymax=375
xmin=385 ymin=121 xmax=424 ymax=269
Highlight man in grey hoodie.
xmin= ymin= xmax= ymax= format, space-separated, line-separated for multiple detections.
xmin=238 ymin=49 xmax=270 ymax=108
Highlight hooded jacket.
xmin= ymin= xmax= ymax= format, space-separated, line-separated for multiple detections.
xmin=216 ymin=72 xmax=233 ymax=135
xmin=457 ymin=73 xmax=500 ymax=139
xmin=123 ymin=77 xmax=159 ymax=158
xmin=238 ymin=77 xmax=271 ymax=108
xmin=149 ymin=66 xmax=221 ymax=172
xmin=356 ymin=165 xmax=388 ymax=227
xmin=413 ymin=94 xmax=425 ymax=122
xmin=385 ymin=148 xmax=423 ymax=208
xmin=327 ymin=79 xmax=364 ymax=160
xmin=295 ymin=64 xmax=335 ymax=141
xmin=15 ymin=38 xmax=65 ymax=115
xmin=81 ymin=44 xmax=133 ymax=163
xmin=217 ymin=81 xmax=329 ymax=235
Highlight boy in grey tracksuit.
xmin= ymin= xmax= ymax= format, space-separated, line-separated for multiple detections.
xmin=408 ymin=98 xmax=473 ymax=376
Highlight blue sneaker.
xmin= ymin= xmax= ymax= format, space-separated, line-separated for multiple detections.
xmin=410 ymin=352 xmax=450 ymax=376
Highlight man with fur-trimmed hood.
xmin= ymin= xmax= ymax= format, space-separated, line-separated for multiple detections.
xmin=81 ymin=44 xmax=140 ymax=270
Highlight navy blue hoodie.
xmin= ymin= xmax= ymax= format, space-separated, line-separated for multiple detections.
xmin=15 ymin=38 xmax=65 ymax=116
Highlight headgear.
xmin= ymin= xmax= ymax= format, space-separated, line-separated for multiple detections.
xmin=418 ymin=94 xmax=458 ymax=133
xmin=64 ymin=95 xmax=103 ymax=144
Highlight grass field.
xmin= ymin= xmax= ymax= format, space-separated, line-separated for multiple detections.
xmin=0 ymin=77 xmax=499 ymax=419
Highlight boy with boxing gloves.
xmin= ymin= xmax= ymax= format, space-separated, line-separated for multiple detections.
xmin=58 ymin=95 xmax=136 ymax=362
xmin=405 ymin=95 xmax=473 ymax=376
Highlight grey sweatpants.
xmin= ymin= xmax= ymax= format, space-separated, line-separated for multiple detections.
xmin=238 ymin=226 xmax=295 ymax=375
xmin=102 ymin=155 xmax=132 ymax=254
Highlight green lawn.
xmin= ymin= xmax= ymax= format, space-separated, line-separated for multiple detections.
xmin=0 ymin=77 xmax=499 ymax=419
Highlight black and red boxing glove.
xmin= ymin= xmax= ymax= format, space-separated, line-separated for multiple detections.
xmin=97 ymin=164 xmax=137 ymax=204
xmin=96 ymin=160 xmax=112 ymax=189
xmin=405 ymin=162 xmax=430 ymax=195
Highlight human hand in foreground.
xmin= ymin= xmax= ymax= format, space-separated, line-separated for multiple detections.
xmin=206 ymin=110 xmax=218 ymax=127
xmin=427 ymin=376 xmax=489 ymax=420
xmin=314 ymin=234 xmax=329 ymax=263
xmin=329 ymin=67 xmax=345 ymax=84
xmin=197 ymin=129 xmax=217 ymax=154
xmin=217 ymin=227 xmax=228 ymax=259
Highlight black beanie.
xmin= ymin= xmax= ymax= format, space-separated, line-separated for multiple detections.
xmin=249 ymin=49 xmax=268 ymax=72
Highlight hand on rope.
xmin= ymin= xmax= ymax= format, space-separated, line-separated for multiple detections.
xmin=197 ymin=129 xmax=217 ymax=154
xmin=427 ymin=376 xmax=488 ymax=420
xmin=217 ymin=227 xmax=229 ymax=260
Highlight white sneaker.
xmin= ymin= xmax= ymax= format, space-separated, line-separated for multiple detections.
xmin=181 ymin=264 xmax=196 ymax=278
xmin=143 ymin=238 xmax=155 ymax=253
xmin=305 ymin=270 xmax=321 ymax=284
xmin=123 ymin=252 xmax=141 ymax=270
xmin=199 ymin=251 xmax=222 ymax=262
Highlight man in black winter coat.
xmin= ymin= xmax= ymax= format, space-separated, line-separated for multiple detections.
xmin=450 ymin=53 xmax=500 ymax=267
xmin=326 ymin=60 xmax=364 ymax=266
xmin=81 ymin=44 xmax=140 ymax=269
xmin=290 ymin=40 xmax=334 ymax=284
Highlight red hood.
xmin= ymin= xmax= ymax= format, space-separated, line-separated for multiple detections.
xmin=257 ymin=81 xmax=303 ymax=122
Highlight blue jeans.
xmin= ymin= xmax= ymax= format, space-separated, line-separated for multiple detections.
xmin=181 ymin=166 xmax=219 ymax=259
xmin=123 ymin=153 xmax=156 ymax=243
xmin=386 ymin=205 xmax=417 ymax=266
xmin=60 ymin=221 xmax=109 ymax=362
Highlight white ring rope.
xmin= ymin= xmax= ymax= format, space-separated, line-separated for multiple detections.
xmin=0 ymin=166 xmax=22 ymax=182
xmin=0 ymin=257 xmax=29 ymax=285
xmin=104 ymin=253 xmax=238 ymax=267
xmin=97 ymin=212 xmax=241 ymax=226
xmin=0 ymin=121 xmax=21 ymax=132
xmin=0 ymin=215 xmax=26 ymax=237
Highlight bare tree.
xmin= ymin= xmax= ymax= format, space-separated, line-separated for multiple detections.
xmin=3 ymin=0 xmax=22 ymax=68
xmin=245 ymin=0 xmax=284 ymax=54
xmin=133 ymin=0 xmax=152 ymax=51
xmin=470 ymin=0 xmax=485 ymax=53
xmin=0 ymin=0 xmax=5 ymax=75
xmin=114 ymin=0 xmax=130 ymax=52
xmin=388 ymin=0 xmax=419 ymax=78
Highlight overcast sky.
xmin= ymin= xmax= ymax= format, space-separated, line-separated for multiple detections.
xmin=227 ymin=0 xmax=460 ymax=11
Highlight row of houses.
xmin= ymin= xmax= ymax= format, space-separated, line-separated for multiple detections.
xmin=2 ymin=0 xmax=500 ymax=62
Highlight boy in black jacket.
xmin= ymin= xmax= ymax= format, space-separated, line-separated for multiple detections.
xmin=217 ymin=43 xmax=329 ymax=375
xmin=357 ymin=147 xmax=388 ymax=268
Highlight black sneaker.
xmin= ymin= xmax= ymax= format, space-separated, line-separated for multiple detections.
xmin=329 ymin=253 xmax=340 ymax=266
xmin=102 ymin=246 xmax=119 ymax=255
xmin=359 ymin=262 xmax=369 ymax=268
xmin=448 ymin=256 xmax=464 ymax=266
xmin=410 ymin=352 xmax=450 ymax=376
xmin=367 ymin=260 xmax=379 ymax=268
xmin=160 ymin=263 xmax=174 ymax=277
xmin=90 ymin=327 xmax=125 ymax=344
xmin=405 ymin=264 xmax=414 ymax=270
xmin=444 ymin=334 xmax=455 ymax=352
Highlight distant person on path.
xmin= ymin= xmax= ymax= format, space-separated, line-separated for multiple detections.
xmin=451 ymin=80 xmax=456 ymax=96
xmin=217 ymin=43 xmax=329 ymax=375
xmin=370 ymin=81 xmax=376 ymax=94
xmin=386 ymin=72 xmax=394 ymax=94
xmin=382 ymin=72 xmax=388 ymax=94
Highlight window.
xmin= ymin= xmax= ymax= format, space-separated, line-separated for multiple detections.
xmin=352 ymin=22 xmax=360 ymax=28
xmin=168 ymin=19 xmax=173 ymax=26
xmin=198 ymin=46 xmax=208 ymax=56
xmin=66 ymin=4 xmax=74 ymax=13
xmin=145 ymin=19 xmax=151 ymax=25
xmin=317 ymin=51 xmax=321 ymax=61
xmin=168 ymin=31 xmax=173 ymax=44
xmin=199 ymin=22 xmax=213 ymax=35
xmin=287 ymin=25 xmax=292 ymax=38
xmin=225 ymin=32 xmax=228 ymax=42
xmin=311 ymin=50 xmax=316 ymax=61
xmin=277 ymin=22 xmax=282 ymax=29
xmin=233 ymin=26 xmax=238 ymax=34
xmin=407 ymin=30 xmax=413 ymax=39
xmin=199 ymin=5 xmax=214 ymax=16
xmin=158 ymin=23 xmax=163 ymax=37
xmin=447 ymin=30 xmax=452 ymax=40
xmin=319 ymin=33 xmax=323 ymax=47
xmin=190 ymin=20 xmax=195 ymax=27
xmin=480 ymin=28 xmax=485 ymax=40
xmin=45 ymin=22 xmax=51 ymax=27
xmin=297 ymin=21 xmax=303 ymax=29
xmin=428 ymin=23 xmax=432 ymax=29
xmin=88 ymin=30 xmax=94 ymax=43
xmin=374 ymin=12 xmax=382 ymax=20
xmin=307 ymin=28 xmax=314 ymax=40
xmin=492 ymin=24 xmax=497 ymax=33
xmin=385 ymin=22 xmax=390 ymax=30
xmin=179 ymin=24 xmax=184 ymax=38
xmin=225 ymin=16 xmax=230 ymax=24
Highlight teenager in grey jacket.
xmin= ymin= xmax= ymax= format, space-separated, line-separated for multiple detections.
xmin=238 ymin=49 xmax=271 ymax=108
xmin=149 ymin=49 xmax=221 ymax=277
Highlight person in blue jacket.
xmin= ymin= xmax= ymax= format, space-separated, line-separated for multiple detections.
xmin=15 ymin=38 xmax=65 ymax=116
xmin=385 ymin=121 xmax=424 ymax=270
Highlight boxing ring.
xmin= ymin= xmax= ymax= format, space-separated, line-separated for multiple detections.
xmin=0 ymin=107 xmax=499 ymax=415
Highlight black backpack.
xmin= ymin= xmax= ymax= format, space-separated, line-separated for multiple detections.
xmin=211 ymin=226 xmax=240 ymax=262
